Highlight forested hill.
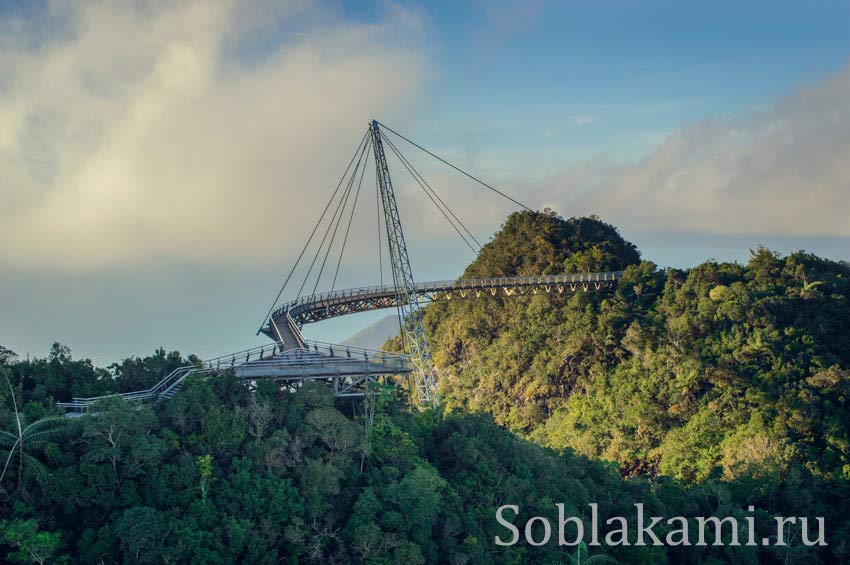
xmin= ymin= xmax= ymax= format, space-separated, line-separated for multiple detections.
xmin=2 ymin=210 xmax=850 ymax=562
xmin=460 ymin=210 xmax=641 ymax=278
xmin=3 ymin=357 xmax=850 ymax=564
xmin=423 ymin=210 xmax=850 ymax=482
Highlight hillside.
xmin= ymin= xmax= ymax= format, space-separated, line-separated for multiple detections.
xmin=2 ymin=210 xmax=850 ymax=562
xmin=2 ymin=360 xmax=849 ymax=563
xmin=421 ymin=211 xmax=850 ymax=483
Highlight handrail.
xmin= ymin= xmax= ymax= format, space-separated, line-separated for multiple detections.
xmin=57 ymin=365 xmax=201 ymax=410
xmin=65 ymin=365 xmax=192 ymax=402
xmin=58 ymin=339 xmax=411 ymax=412
xmin=269 ymin=271 xmax=625 ymax=321
xmin=61 ymin=271 xmax=623 ymax=413
xmin=195 ymin=339 xmax=405 ymax=370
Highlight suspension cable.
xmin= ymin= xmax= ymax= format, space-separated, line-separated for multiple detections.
xmin=384 ymin=136 xmax=480 ymax=255
xmin=377 ymin=121 xmax=532 ymax=212
xmin=296 ymin=163 xmax=356 ymax=300
xmin=383 ymin=135 xmax=482 ymax=250
xmin=262 ymin=120 xmax=531 ymax=335
xmin=375 ymin=158 xmax=384 ymax=287
xmin=257 ymin=130 xmax=369 ymax=333
xmin=331 ymin=139 xmax=371 ymax=291
xmin=302 ymin=137 xmax=371 ymax=298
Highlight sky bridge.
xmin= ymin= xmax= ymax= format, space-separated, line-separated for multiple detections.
xmin=267 ymin=272 xmax=624 ymax=327
xmin=262 ymin=272 xmax=623 ymax=350
xmin=58 ymin=341 xmax=412 ymax=414
xmin=59 ymin=121 xmax=623 ymax=413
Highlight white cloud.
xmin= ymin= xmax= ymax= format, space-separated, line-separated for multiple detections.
xmin=541 ymin=63 xmax=850 ymax=237
xmin=0 ymin=0 xmax=429 ymax=269
xmin=3 ymin=1 xmax=847 ymax=275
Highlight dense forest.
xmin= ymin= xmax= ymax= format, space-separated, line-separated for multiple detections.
xmin=421 ymin=212 xmax=850 ymax=483
xmin=2 ymin=211 xmax=850 ymax=563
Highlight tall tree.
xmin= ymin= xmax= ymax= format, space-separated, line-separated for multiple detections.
xmin=0 ymin=369 xmax=66 ymax=492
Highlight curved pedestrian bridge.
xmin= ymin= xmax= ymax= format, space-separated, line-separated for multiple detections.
xmin=261 ymin=271 xmax=624 ymax=345
xmin=262 ymin=271 xmax=623 ymax=342
xmin=58 ymin=341 xmax=411 ymax=414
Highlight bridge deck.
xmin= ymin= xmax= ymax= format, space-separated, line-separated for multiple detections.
xmin=263 ymin=271 xmax=624 ymax=337
xmin=59 ymin=272 xmax=623 ymax=413
xmin=58 ymin=341 xmax=411 ymax=412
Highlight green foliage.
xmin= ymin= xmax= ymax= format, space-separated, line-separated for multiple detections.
xmin=1 ymin=212 xmax=849 ymax=562
xmin=0 ymin=347 xmax=848 ymax=562
xmin=425 ymin=213 xmax=850 ymax=489
xmin=1 ymin=369 xmax=68 ymax=492
xmin=462 ymin=210 xmax=640 ymax=278
xmin=196 ymin=454 xmax=214 ymax=504
xmin=0 ymin=518 xmax=63 ymax=564
xmin=566 ymin=541 xmax=617 ymax=564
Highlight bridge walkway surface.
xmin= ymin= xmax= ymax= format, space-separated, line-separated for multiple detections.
xmin=262 ymin=271 xmax=624 ymax=337
xmin=58 ymin=341 xmax=411 ymax=414
xmin=57 ymin=271 xmax=623 ymax=414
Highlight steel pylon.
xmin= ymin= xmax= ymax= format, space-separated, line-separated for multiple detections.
xmin=369 ymin=120 xmax=439 ymax=407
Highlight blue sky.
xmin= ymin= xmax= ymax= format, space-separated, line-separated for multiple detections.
xmin=360 ymin=0 xmax=850 ymax=172
xmin=0 ymin=0 xmax=849 ymax=364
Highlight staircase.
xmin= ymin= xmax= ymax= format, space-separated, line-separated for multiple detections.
xmin=57 ymin=365 xmax=198 ymax=414
xmin=57 ymin=340 xmax=412 ymax=414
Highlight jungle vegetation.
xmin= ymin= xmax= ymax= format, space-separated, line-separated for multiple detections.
xmin=422 ymin=212 xmax=850 ymax=484
xmin=2 ymin=211 xmax=849 ymax=563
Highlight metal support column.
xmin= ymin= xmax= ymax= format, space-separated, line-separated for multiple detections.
xmin=369 ymin=120 xmax=438 ymax=407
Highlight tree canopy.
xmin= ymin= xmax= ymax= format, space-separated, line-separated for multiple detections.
xmin=2 ymin=211 xmax=849 ymax=563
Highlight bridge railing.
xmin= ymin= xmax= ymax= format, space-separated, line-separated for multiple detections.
xmin=272 ymin=285 xmax=399 ymax=317
xmin=200 ymin=342 xmax=287 ymax=370
xmin=198 ymin=340 xmax=407 ymax=369
xmin=57 ymin=340 xmax=411 ymax=413
xmin=270 ymin=271 xmax=625 ymax=320
xmin=420 ymin=271 xmax=625 ymax=291
xmin=57 ymin=364 xmax=199 ymax=412
xmin=235 ymin=348 xmax=412 ymax=372
xmin=303 ymin=340 xmax=409 ymax=365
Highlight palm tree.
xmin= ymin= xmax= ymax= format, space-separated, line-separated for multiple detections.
xmin=566 ymin=542 xmax=617 ymax=564
xmin=0 ymin=370 xmax=67 ymax=491
xmin=800 ymin=279 xmax=824 ymax=299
